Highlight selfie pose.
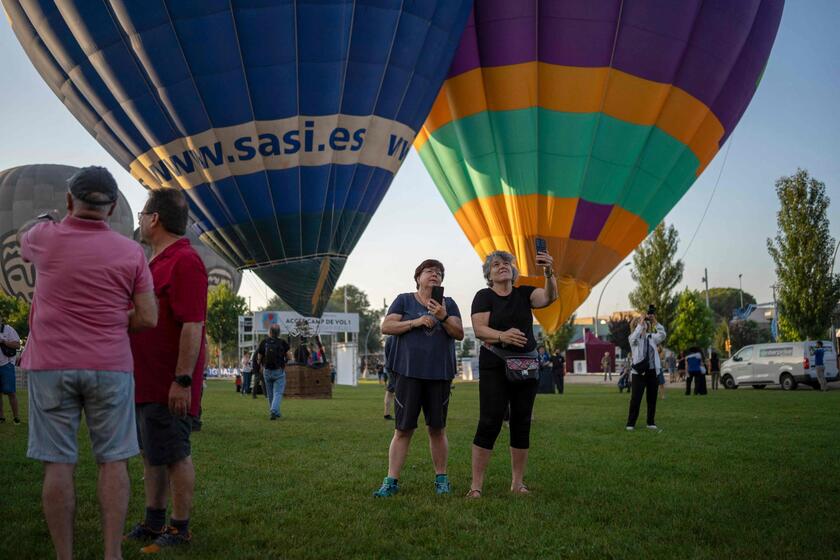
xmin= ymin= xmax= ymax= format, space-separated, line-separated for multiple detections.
xmin=626 ymin=307 xmax=667 ymax=431
xmin=373 ymin=259 xmax=464 ymax=497
xmin=467 ymin=246 xmax=557 ymax=498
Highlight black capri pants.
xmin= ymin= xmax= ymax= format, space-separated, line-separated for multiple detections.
xmin=473 ymin=365 xmax=539 ymax=450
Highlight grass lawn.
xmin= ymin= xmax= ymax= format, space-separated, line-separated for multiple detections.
xmin=1 ymin=380 xmax=838 ymax=559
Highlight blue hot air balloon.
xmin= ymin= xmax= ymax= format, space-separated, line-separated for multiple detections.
xmin=4 ymin=0 xmax=472 ymax=316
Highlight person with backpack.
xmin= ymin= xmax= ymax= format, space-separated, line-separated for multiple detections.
xmin=256 ymin=324 xmax=291 ymax=420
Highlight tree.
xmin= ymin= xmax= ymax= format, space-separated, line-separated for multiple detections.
xmin=459 ymin=337 xmax=475 ymax=358
xmin=713 ymin=321 xmax=730 ymax=357
xmin=606 ymin=313 xmax=633 ymax=355
xmin=728 ymin=319 xmax=772 ymax=354
xmin=260 ymin=295 xmax=293 ymax=311
xmin=545 ymin=314 xmax=576 ymax=353
xmin=628 ymin=222 xmax=684 ymax=331
xmin=702 ymin=287 xmax=757 ymax=322
xmin=206 ymin=284 xmax=248 ymax=364
xmin=326 ymin=285 xmax=384 ymax=355
xmin=668 ymin=290 xmax=715 ymax=352
xmin=767 ymin=169 xmax=840 ymax=340
xmin=0 ymin=293 xmax=30 ymax=338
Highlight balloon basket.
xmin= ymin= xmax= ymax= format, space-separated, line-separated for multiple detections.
xmin=283 ymin=364 xmax=332 ymax=399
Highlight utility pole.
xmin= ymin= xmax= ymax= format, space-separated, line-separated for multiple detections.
xmin=702 ymin=268 xmax=710 ymax=309
xmin=343 ymin=285 xmax=348 ymax=343
xmin=738 ymin=274 xmax=744 ymax=310
xmin=771 ymin=283 xmax=778 ymax=342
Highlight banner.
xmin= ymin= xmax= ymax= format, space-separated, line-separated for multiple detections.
xmin=254 ymin=311 xmax=359 ymax=335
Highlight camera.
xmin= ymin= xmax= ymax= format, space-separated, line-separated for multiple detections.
xmin=646 ymin=304 xmax=656 ymax=316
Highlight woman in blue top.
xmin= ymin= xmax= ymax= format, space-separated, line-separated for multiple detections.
xmin=373 ymin=259 xmax=464 ymax=497
xmin=684 ymin=346 xmax=708 ymax=395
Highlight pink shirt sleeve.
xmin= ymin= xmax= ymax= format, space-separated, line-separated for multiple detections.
xmin=133 ymin=247 xmax=154 ymax=294
xmin=20 ymin=221 xmax=51 ymax=263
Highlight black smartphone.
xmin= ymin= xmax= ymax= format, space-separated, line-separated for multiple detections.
xmin=431 ymin=286 xmax=444 ymax=305
xmin=535 ymin=237 xmax=547 ymax=255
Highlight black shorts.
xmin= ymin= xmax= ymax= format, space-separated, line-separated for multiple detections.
xmin=394 ymin=375 xmax=451 ymax=431
xmin=136 ymin=403 xmax=192 ymax=466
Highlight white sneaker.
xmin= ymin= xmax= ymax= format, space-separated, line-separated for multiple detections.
xmin=646 ymin=425 xmax=658 ymax=430
xmin=625 ymin=426 xmax=635 ymax=431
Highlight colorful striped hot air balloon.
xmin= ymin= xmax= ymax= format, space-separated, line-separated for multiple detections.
xmin=415 ymin=0 xmax=784 ymax=332
xmin=4 ymin=0 xmax=473 ymax=316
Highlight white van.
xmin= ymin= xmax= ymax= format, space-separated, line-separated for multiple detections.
xmin=721 ymin=341 xmax=838 ymax=390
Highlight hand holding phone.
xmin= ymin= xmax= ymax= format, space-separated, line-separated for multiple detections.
xmin=431 ymin=286 xmax=444 ymax=305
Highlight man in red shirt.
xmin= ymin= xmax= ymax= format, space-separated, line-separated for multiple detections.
xmin=126 ymin=188 xmax=208 ymax=553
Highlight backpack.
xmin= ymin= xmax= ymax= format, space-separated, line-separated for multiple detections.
xmin=263 ymin=337 xmax=284 ymax=370
xmin=0 ymin=325 xmax=17 ymax=358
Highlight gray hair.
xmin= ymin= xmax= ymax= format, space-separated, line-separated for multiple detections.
xmin=482 ymin=251 xmax=519 ymax=287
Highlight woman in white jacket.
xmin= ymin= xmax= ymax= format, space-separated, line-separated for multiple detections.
xmin=626 ymin=309 xmax=667 ymax=431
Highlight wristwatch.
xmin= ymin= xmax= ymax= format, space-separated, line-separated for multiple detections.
xmin=441 ymin=314 xmax=450 ymax=323
xmin=174 ymin=375 xmax=192 ymax=388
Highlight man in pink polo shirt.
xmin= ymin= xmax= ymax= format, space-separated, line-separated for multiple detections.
xmin=126 ymin=187 xmax=208 ymax=554
xmin=20 ymin=166 xmax=158 ymax=560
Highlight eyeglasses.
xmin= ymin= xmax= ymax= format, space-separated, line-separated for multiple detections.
xmin=137 ymin=211 xmax=155 ymax=221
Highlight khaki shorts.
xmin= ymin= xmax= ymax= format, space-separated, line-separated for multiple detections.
xmin=27 ymin=370 xmax=139 ymax=464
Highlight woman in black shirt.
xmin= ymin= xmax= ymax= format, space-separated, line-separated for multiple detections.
xmin=467 ymin=249 xmax=557 ymax=497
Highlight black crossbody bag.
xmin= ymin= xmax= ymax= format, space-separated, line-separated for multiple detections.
xmin=484 ymin=343 xmax=540 ymax=383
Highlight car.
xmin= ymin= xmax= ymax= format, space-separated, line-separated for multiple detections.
xmin=720 ymin=340 xmax=838 ymax=391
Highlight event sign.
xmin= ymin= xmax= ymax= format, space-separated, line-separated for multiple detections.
xmin=254 ymin=311 xmax=359 ymax=335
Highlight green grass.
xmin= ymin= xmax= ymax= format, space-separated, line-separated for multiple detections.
xmin=1 ymin=381 xmax=838 ymax=559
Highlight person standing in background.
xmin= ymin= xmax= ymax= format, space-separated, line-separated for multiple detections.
xmin=550 ymin=348 xmax=565 ymax=394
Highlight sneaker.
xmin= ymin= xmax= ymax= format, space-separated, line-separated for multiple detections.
xmin=625 ymin=426 xmax=634 ymax=431
xmin=372 ymin=477 xmax=399 ymax=498
xmin=140 ymin=526 xmax=191 ymax=554
xmin=124 ymin=522 xmax=165 ymax=542
xmin=434 ymin=475 xmax=451 ymax=495
xmin=647 ymin=425 xmax=659 ymax=430
xmin=12 ymin=418 xmax=20 ymax=425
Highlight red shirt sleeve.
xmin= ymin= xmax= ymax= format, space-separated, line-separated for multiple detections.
xmin=170 ymin=252 xmax=208 ymax=324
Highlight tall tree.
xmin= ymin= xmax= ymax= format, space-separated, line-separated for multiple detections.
xmin=767 ymin=169 xmax=840 ymax=340
xmin=545 ymin=314 xmax=576 ymax=353
xmin=668 ymin=289 xmax=715 ymax=352
xmin=206 ymin=284 xmax=249 ymax=364
xmin=702 ymin=287 xmax=757 ymax=322
xmin=628 ymin=222 xmax=684 ymax=331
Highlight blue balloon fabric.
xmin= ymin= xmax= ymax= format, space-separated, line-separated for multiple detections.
xmin=4 ymin=0 xmax=472 ymax=316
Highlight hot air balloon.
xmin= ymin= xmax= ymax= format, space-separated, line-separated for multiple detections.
xmin=4 ymin=0 xmax=473 ymax=316
xmin=415 ymin=0 xmax=784 ymax=332
xmin=133 ymin=226 xmax=242 ymax=293
xmin=0 ymin=164 xmax=134 ymax=302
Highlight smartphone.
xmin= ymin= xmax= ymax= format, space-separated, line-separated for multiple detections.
xmin=431 ymin=286 xmax=444 ymax=305
xmin=535 ymin=237 xmax=547 ymax=255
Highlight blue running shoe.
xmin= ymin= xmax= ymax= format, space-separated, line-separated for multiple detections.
xmin=434 ymin=475 xmax=451 ymax=495
xmin=372 ymin=477 xmax=399 ymax=497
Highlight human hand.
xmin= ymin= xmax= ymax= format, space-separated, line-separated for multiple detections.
xmin=168 ymin=382 xmax=191 ymax=417
xmin=413 ymin=315 xmax=436 ymax=330
xmin=427 ymin=298 xmax=447 ymax=321
xmin=500 ymin=328 xmax=528 ymax=347
xmin=536 ymin=251 xmax=554 ymax=273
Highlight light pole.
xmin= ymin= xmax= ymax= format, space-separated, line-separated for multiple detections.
xmin=771 ymin=283 xmax=778 ymax=342
xmin=738 ymin=273 xmax=744 ymax=310
xmin=701 ymin=268 xmax=710 ymax=309
xmin=830 ymin=240 xmax=840 ymax=352
xmin=594 ymin=262 xmax=630 ymax=338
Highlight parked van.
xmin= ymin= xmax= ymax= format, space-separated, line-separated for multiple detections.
xmin=721 ymin=341 xmax=838 ymax=390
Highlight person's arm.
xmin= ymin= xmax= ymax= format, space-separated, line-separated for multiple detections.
xmin=168 ymin=322 xmax=203 ymax=417
xmin=628 ymin=323 xmax=645 ymax=346
xmin=1 ymin=328 xmax=21 ymax=350
xmin=652 ymin=323 xmax=666 ymax=344
xmin=128 ymin=291 xmax=158 ymax=332
xmin=427 ymin=298 xmax=464 ymax=340
xmin=472 ymin=311 xmax=528 ymax=347
xmin=529 ymin=252 xmax=558 ymax=308
xmin=381 ymin=295 xmax=435 ymax=335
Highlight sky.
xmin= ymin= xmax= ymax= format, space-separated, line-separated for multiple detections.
xmin=1 ymin=2 xmax=838 ymax=328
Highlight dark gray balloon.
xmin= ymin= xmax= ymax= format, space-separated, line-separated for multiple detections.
xmin=0 ymin=164 xmax=134 ymax=302
xmin=133 ymin=227 xmax=242 ymax=294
